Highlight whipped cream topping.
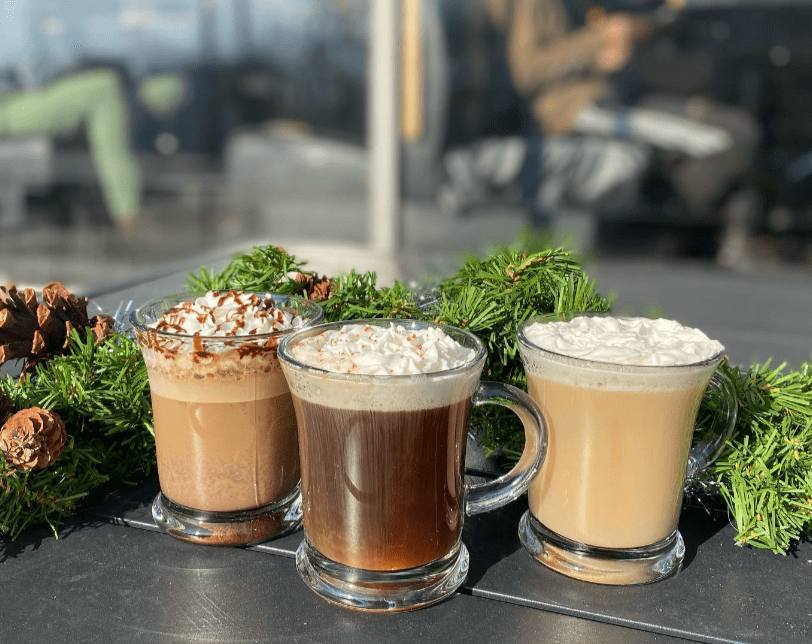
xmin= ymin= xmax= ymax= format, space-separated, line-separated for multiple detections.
xmin=524 ymin=316 xmax=723 ymax=366
xmin=152 ymin=290 xmax=304 ymax=337
xmin=288 ymin=322 xmax=477 ymax=375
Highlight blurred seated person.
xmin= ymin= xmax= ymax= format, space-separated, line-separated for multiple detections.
xmin=442 ymin=0 xmax=759 ymax=267
xmin=0 ymin=47 xmax=142 ymax=231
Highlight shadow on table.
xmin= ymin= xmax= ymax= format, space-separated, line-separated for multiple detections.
xmin=787 ymin=534 xmax=812 ymax=558
xmin=463 ymin=496 xmax=528 ymax=588
xmin=0 ymin=475 xmax=162 ymax=562
xmin=461 ymin=490 xmax=734 ymax=588
xmin=80 ymin=474 xmax=162 ymax=531
xmin=0 ymin=513 xmax=114 ymax=563
xmin=679 ymin=498 xmax=733 ymax=570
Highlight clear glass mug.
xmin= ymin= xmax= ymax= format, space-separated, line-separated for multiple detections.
xmin=277 ymin=319 xmax=547 ymax=611
xmin=517 ymin=312 xmax=737 ymax=585
xmin=131 ymin=292 xmax=323 ymax=546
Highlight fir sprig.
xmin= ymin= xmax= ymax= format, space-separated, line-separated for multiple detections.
xmin=0 ymin=330 xmax=154 ymax=541
xmin=0 ymin=438 xmax=108 ymax=541
xmin=435 ymin=249 xmax=610 ymax=455
xmin=6 ymin=241 xmax=810 ymax=555
xmin=186 ymin=245 xmax=311 ymax=295
xmin=318 ymin=271 xmax=425 ymax=321
xmin=703 ymin=360 xmax=812 ymax=553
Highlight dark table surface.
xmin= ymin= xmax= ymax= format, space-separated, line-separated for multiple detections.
xmin=2 ymin=255 xmax=811 ymax=644
xmin=3 ymin=471 xmax=809 ymax=644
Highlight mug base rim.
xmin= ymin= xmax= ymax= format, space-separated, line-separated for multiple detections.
xmin=519 ymin=510 xmax=684 ymax=585
xmin=295 ymin=537 xmax=469 ymax=612
xmin=152 ymin=488 xmax=302 ymax=546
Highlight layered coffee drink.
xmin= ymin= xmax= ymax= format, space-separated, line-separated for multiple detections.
xmin=147 ymin=366 xmax=297 ymax=512
xmin=281 ymin=321 xmax=479 ymax=571
xmin=280 ymin=318 xmax=546 ymax=609
xmin=519 ymin=316 xmax=725 ymax=550
xmin=133 ymin=290 xmax=322 ymax=544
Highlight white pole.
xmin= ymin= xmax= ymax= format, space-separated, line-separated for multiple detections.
xmin=368 ymin=0 xmax=401 ymax=255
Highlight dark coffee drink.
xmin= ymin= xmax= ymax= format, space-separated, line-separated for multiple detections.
xmin=294 ymin=398 xmax=471 ymax=571
xmin=278 ymin=319 xmax=545 ymax=611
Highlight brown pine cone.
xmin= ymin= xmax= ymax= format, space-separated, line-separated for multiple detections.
xmin=294 ymin=272 xmax=334 ymax=302
xmin=0 ymin=407 xmax=67 ymax=471
xmin=0 ymin=285 xmax=41 ymax=366
xmin=89 ymin=314 xmax=116 ymax=343
xmin=0 ymin=282 xmax=95 ymax=372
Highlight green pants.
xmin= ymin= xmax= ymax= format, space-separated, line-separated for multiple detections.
xmin=0 ymin=69 xmax=141 ymax=223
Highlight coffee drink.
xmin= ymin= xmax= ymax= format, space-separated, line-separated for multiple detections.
xmin=293 ymin=399 xmax=471 ymax=570
xmin=132 ymin=290 xmax=322 ymax=545
xmin=282 ymin=322 xmax=478 ymax=570
xmin=149 ymin=385 xmax=298 ymax=513
xmin=279 ymin=318 xmax=546 ymax=610
xmin=518 ymin=314 xmax=731 ymax=583
xmin=525 ymin=372 xmax=707 ymax=548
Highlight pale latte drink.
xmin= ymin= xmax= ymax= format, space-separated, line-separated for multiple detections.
xmin=518 ymin=314 xmax=733 ymax=584
xmin=132 ymin=290 xmax=322 ymax=545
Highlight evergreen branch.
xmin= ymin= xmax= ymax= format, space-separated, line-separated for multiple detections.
xmin=185 ymin=246 xmax=309 ymax=295
xmin=0 ymin=330 xmax=154 ymax=541
xmin=702 ymin=360 xmax=812 ymax=553
xmin=436 ymin=248 xmax=610 ymax=456
xmin=316 ymin=271 xmax=424 ymax=322
xmin=5 ymin=240 xmax=812 ymax=557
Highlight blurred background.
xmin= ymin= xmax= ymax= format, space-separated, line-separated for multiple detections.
xmin=1 ymin=0 xmax=812 ymax=293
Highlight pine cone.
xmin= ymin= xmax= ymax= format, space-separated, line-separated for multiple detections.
xmin=294 ymin=273 xmax=334 ymax=302
xmin=0 ymin=282 xmax=96 ymax=372
xmin=90 ymin=314 xmax=116 ymax=343
xmin=0 ymin=407 xmax=66 ymax=471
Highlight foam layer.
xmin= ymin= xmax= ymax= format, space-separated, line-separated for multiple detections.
xmin=282 ymin=323 xmax=482 ymax=411
xmin=287 ymin=322 xmax=477 ymax=375
xmin=136 ymin=290 xmax=312 ymax=399
xmin=520 ymin=317 xmax=722 ymax=392
xmin=152 ymin=290 xmax=304 ymax=336
xmin=142 ymin=346 xmax=290 ymax=402
xmin=523 ymin=316 xmax=723 ymax=367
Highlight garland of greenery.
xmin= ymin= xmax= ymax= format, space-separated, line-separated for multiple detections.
xmin=1 ymin=243 xmax=810 ymax=556
xmin=190 ymin=244 xmax=812 ymax=554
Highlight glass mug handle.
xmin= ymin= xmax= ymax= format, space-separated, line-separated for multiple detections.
xmin=465 ymin=382 xmax=548 ymax=515
xmin=685 ymin=369 xmax=739 ymax=483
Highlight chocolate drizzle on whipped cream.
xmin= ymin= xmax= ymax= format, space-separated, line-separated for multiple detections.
xmin=154 ymin=290 xmax=300 ymax=337
xmin=141 ymin=290 xmax=306 ymax=361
